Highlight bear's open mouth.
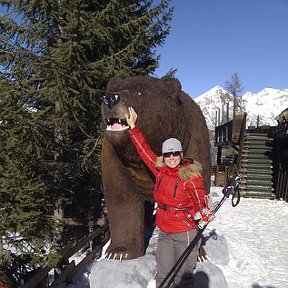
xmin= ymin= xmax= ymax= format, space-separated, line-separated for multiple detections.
xmin=106 ymin=118 xmax=129 ymax=132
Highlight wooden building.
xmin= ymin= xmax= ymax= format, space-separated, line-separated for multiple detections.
xmin=214 ymin=111 xmax=288 ymax=200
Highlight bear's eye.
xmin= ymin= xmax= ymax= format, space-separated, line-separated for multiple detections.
xmin=135 ymin=92 xmax=141 ymax=96
xmin=103 ymin=95 xmax=109 ymax=105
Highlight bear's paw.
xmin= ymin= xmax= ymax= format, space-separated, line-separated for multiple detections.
xmin=105 ymin=244 xmax=143 ymax=261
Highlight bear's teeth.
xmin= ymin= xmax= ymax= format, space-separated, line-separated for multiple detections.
xmin=106 ymin=124 xmax=129 ymax=131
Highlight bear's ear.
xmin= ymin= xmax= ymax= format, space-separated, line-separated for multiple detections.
xmin=160 ymin=77 xmax=182 ymax=100
xmin=107 ymin=77 xmax=121 ymax=87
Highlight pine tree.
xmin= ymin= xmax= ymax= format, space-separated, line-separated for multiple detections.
xmin=0 ymin=0 xmax=173 ymax=280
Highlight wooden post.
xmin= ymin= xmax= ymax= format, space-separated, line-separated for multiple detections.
xmin=217 ymin=146 xmax=222 ymax=165
xmin=285 ymin=171 xmax=288 ymax=202
xmin=226 ymin=102 xmax=229 ymax=122
xmin=257 ymin=115 xmax=260 ymax=128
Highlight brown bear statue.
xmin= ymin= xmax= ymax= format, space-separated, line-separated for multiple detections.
xmin=101 ymin=76 xmax=211 ymax=260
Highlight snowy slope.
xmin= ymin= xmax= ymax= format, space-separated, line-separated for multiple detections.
xmin=63 ymin=185 xmax=288 ymax=288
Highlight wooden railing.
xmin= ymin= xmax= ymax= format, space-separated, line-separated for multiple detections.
xmin=214 ymin=112 xmax=247 ymax=147
xmin=214 ymin=113 xmax=247 ymax=186
xmin=235 ymin=113 xmax=247 ymax=170
xmin=214 ymin=120 xmax=233 ymax=145
xmin=23 ymin=222 xmax=110 ymax=288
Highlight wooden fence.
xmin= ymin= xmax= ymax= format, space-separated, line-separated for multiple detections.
xmin=273 ymin=133 xmax=288 ymax=202
xmin=275 ymin=168 xmax=288 ymax=201
xmin=23 ymin=222 xmax=110 ymax=288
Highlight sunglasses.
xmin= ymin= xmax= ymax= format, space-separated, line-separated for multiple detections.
xmin=163 ymin=151 xmax=181 ymax=158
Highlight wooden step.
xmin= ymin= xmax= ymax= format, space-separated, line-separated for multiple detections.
xmin=242 ymin=148 xmax=272 ymax=153
xmin=240 ymin=168 xmax=272 ymax=175
xmin=241 ymin=158 xmax=272 ymax=164
xmin=244 ymin=133 xmax=271 ymax=137
xmin=243 ymin=141 xmax=272 ymax=148
xmin=240 ymin=190 xmax=276 ymax=199
xmin=239 ymin=132 xmax=274 ymax=200
xmin=245 ymin=133 xmax=269 ymax=137
xmin=240 ymin=179 xmax=273 ymax=186
xmin=241 ymin=174 xmax=272 ymax=180
xmin=244 ymin=136 xmax=272 ymax=141
xmin=241 ymin=153 xmax=271 ymax=160
xmin=245 ymin=135 xmax=273 ymax=140
xmin=240 ymin=184 xmax=274 ymax=192
xmin=241 ymin=161 xmax=272 ymax=167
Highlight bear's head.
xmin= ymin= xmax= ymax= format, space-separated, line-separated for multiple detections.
xmin=102 ymin=76 xmax=184 ymax=156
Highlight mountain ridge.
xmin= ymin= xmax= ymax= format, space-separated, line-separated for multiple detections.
xmin=194 ymin=86 xmax=288 ymax=130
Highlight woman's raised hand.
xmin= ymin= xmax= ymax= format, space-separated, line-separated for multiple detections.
xmin=125 ymin=106 xmax=138 ymax=129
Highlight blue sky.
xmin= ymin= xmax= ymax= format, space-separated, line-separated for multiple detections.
xmin=1 ymin=1 xmax=287 ymax=99
xmin=153 ymin=0 xmax=288 ymax=98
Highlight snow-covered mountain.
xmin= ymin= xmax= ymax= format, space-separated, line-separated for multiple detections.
xmin=194 ymin=86 xmax=288 ymax=130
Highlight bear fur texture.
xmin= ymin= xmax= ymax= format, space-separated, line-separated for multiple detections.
xmin=101 ymin=76 xmax=211 ymax=260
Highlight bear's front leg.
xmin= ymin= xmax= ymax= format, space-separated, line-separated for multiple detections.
xmin=104 ymin=188 xmax=145 ymax=260
xmin=101 ymin=140 xmax=145 ymax=260
xmin=105 ymin=187 xmax=144 ymax=259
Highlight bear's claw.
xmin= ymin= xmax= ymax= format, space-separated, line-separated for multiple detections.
xmin=105 ymin=251 xmax=129 ymax=261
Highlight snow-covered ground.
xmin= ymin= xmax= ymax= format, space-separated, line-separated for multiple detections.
xmin=63 ymin=185 xmax=288 ymax=288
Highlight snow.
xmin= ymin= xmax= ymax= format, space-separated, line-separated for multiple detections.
xmin=61 ymin=186 xmax=288 ymax=288
xmin=194 ymin=86 xmax=288 ymax=129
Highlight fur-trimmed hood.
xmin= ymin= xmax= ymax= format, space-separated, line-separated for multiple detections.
xmin=155 ymin=157 xmax=203 ymax=181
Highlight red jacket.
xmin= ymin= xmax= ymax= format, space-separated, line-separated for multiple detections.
xmin=128 ymin=127 xmax=206 ymax=233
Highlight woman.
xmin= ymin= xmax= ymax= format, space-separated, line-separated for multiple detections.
xmin=125 ymin=107 xmax=209 ymax=287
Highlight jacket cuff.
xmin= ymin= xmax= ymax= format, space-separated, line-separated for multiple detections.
xmin=128 ymin=126 xmax=141 ymax=135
